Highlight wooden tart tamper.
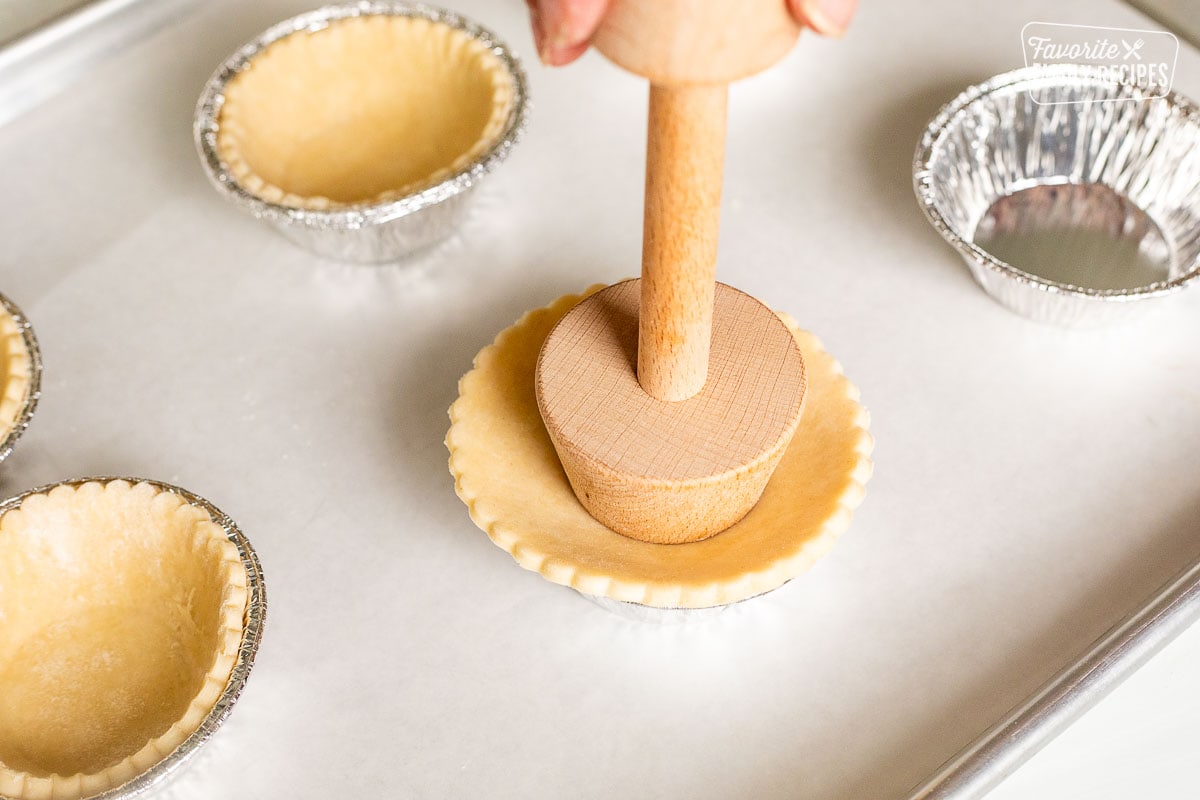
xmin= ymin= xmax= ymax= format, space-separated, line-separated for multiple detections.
xmin=535 ymin=0 xmax=808 ymax=545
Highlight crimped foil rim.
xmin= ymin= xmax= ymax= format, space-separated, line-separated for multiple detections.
xmin=0 ymin=292 xmax=42 ymax=466
xmin=912 ymin=64 xmax=1200 ymax=301
xmin=193 ymin=1 xmax=529 ymax=230
xmin=0 ymin=476 xmax=267 ymax=800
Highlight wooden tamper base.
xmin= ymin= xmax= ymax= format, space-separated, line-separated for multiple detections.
xmin=536 ymin=279 xmax=806 ymax=544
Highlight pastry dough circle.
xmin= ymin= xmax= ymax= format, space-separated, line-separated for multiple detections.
xmin=447 ymin=286 xmax=874 ymax=609
xmin=0 ymin=480 xmax=249 ymax=800
xmin=217 ymin=13 xmax=516 ymax=210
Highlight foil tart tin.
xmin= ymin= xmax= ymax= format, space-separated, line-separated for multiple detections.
xmin=194 ymin=1 xmax=529 ymax=263
xmin=913 ymin=65 xmax=1200 ymax=326
xmin=0 ymin=292 xmax=41 ymax=465
xmin=0 ymin=477 xmax=267 ymax=800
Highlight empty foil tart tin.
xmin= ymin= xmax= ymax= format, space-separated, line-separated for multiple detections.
xmin=0 ymin=478 xmax=266 ymax=800
xmin=914 ymin=65 xmax=1200 ymax=326
xmin=0 ymin=292 xmax=41 ymax=465
xmin=195 ymin=1 xmax=528 ymax=263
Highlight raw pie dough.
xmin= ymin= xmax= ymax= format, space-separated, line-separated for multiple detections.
xmin=0 ymin=480 xmax=249 ymax=800
xmin=217 ymin=13 xmax=516 ymax=209
xmin=0 ymin=305 xmax=33 ymax=444
xmin=447 ymin=287 xmax=874 ymax=609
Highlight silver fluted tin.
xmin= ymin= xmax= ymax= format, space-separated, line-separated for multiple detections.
xmin=0 ymin=292 xmax=41 ymax=465
xmin=194 ymin=2 xmax=529 ymax=263
xmin=0 ymin=477 xmax=267 ymax=800
xmin=913 ymin=65 xmax=1200 ymax=326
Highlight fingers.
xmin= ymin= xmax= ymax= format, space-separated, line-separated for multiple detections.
xmin=787 ymin=0 xmax=858 ymax=38
xmin=528 ymin=0 xmax=857 ymax=68
xmin=527 ymin=0 xmax=611 ymax=66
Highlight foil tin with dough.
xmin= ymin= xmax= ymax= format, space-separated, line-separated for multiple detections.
xmin=0 ymin=478 xmax=266 ymax=800
xmin=194 ymin=2 xmax=529 ymax=263
xmin=0 ymin=292 xmax=41 ymax=465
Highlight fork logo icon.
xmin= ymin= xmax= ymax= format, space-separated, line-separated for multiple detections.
xmin=1122 ymin=38 xmax=1144 ymax=60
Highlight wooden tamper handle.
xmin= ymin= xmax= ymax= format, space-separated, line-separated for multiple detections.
xmin=638 ymin=85 xmax=725 ymax=400
xmin=593 ymin=0 xmax=801 ymax=401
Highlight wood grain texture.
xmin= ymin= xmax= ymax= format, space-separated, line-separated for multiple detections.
xmin=591 ymin=0 xmax=801 ymax=86
xmin=639 ymin=84 xmax=726 ymax=401
xmin=535 ymin=280 xmax=806 ymax=544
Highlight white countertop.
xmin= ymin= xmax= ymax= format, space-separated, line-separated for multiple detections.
xmin=2 ymin=0 xmax=1198 ymax=798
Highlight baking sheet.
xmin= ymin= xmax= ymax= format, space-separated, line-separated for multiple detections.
xmin=0 ymin=0 xmax=91 ymax=43
xmin=1 ymin=0 xmax=1198 ymax=798
xmin=0 ymin=0 xmax=194 ymax=126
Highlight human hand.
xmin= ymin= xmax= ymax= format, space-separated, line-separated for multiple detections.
xmin=526 ymin=0 xmax=858 ymax=66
